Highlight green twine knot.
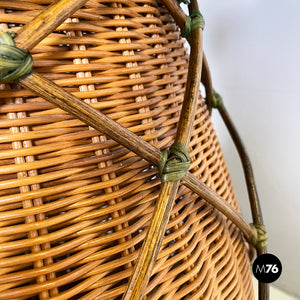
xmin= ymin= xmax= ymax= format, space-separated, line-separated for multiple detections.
xmin=181 ymin=11 xmax=205 ymax=39
xmin=206 ymin=90 xmax=223 ymax=109
xmin=250 ymin=223 xmax=268 ymax=250
xmin=212 ymin=90 xmax=223 ymax=108
xmin=158 ymin=142 xmax=191 ymax=183
xmin=0 ymin=32 xmax=33 ymax=83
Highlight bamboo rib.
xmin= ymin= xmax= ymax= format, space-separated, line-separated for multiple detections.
xmin=201 ymin=53 xmax=214 ymax=113
xmin=14 ymin=0 xmax=89 ymax=52
xmin=123 ymin=0 xmax=203 ymax=298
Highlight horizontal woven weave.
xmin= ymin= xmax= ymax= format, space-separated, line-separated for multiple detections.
xmin=0 ymin=1 xmax=254 ymax=299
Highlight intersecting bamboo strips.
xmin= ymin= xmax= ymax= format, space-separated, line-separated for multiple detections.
xmin=155 ymin=1 xmax=268 ymax=298
xmin=8 ymin=0 xmax=255 ymax=246
xmin=163 ymin=0 xmax=266 ymax=239
xmin=20 ymin=73 xmax=254 ymax=243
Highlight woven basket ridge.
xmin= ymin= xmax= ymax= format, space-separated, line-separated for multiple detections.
xmin=0 ymin=1 xmax=254 ymax=299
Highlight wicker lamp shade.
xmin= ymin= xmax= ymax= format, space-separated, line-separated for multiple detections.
xmin=0 ymin=1 xmax=255 ymax=299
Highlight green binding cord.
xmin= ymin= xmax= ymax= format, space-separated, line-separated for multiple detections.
xmin=250 ymin=223 xmax=268 ymax=250
xmin=206 ymin=90 xmax=223 ymax=110
xmin=181 ymin=11 xmax=205 ymax=39
xmin=212 ymin=90 xmax=223 ymax=108
xmin=158 ymin=142 xmax=191 ymax=183
xmin=0 ymin=32 xmax=33 ymax=83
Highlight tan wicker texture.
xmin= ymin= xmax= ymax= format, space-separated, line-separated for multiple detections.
xmin=0 ymin=1 xmax=254 ymax=299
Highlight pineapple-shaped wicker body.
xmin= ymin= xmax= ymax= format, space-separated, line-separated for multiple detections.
xmin=0 ymin=1 xmax=254 ymax=299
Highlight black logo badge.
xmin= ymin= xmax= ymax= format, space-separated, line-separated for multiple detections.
xmin=252 ymin=253 xmax=282 ymax=283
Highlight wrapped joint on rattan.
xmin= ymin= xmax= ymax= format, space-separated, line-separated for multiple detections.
xmin=250 ymin=223 xmax=268 ymax=249
xmin=181 ymin=10 xmax=205 ymax=39
xmin=158 ymin=142 xmax=190 ymax=183
xmin=0 ymin=32 xmax=33 ymax=83
xmin=206 ymin=89 xmax=223 ymax=109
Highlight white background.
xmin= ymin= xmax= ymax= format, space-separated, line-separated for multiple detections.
xmin=192 ymin=0 xmax=300 ymax=298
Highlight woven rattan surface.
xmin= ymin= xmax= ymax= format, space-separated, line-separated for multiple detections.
xmin=0 ymin=1 xmax=254 ymax=299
